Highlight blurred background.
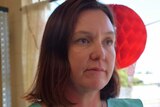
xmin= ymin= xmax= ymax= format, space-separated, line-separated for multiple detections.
xmin=0 ymin=0 xmax=160 ymax=107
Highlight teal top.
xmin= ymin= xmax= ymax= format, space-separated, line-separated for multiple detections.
xmin=107 ymin=98 xmax=143 ymax=107
xmin=29 ymin=98 xmax=143 ymax=107
xmin=29 ymin=103 xmax=41 ymax=107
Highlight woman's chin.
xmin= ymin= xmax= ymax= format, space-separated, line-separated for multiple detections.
xmin=82 ymin=79 xmax=108 ymax=91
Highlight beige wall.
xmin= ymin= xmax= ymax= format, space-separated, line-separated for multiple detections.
xmin=0 ymin=0 xmax=25 ymax=107
xmin=0 ymin=0 xmax=47 ymax=106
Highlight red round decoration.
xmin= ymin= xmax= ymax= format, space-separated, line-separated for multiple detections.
xmin=108 ymin=4 xmax=147 ymax=69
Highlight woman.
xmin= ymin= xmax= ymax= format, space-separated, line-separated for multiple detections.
xmin=25 ymin=0 xmax=126 ymax=106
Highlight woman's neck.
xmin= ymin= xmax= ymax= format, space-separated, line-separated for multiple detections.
xmin=65 ymin=85 xmax=104 ymax=107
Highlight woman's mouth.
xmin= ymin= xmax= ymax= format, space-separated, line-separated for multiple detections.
xmin=85 ymin=67 xmax=105 ymax=72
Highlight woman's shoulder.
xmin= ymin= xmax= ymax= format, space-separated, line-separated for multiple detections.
xmin=29 ymin=103 xmax=41 ymax=107
xmin=107 ymin=98 xmax=143 ymax=107
xmin=29 ymin=98 xmax=143 ymax=107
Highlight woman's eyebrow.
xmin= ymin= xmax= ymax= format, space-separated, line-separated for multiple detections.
xmin=104 ymin=31 xmax=115 ymax=36
xmin=73 ymin=31 xmax=115 ymax=38
xmin=73 ymin=31 xmax=92 ymax=36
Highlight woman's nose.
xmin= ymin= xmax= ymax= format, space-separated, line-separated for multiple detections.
xmin=90 ymin=43 xmax=106 ymax=61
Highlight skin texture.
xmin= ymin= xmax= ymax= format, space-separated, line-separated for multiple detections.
xmin=66 ymin=9 xmax=116 ymax=107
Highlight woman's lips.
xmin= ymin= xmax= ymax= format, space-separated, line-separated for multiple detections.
xmin=85 ymin=67 xmax=105 ymax=72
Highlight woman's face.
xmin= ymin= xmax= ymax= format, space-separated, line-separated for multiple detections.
xmin=68 ymin=10 xmax=116 ymax=92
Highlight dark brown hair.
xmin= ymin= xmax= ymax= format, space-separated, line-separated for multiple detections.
xmin=24 ymin=0 xmax=120 ymax=106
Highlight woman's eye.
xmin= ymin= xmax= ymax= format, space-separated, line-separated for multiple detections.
xmin=104 ymin=39 xmax=114 ymax=46
xmin=76 ymin=38 xmax=89 ymax=45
